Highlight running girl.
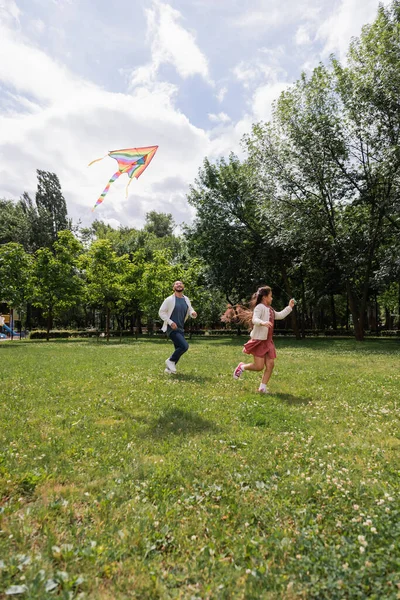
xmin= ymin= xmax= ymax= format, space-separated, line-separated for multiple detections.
xmin=233 ymin=286 xmax=295 ymax=393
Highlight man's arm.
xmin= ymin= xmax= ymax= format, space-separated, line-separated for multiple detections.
xmin=159 ymin=297 xmax=175 ymax=326
xmin=185 ymin=297 xmax=197 ymax=319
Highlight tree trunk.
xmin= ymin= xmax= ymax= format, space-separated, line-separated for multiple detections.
xmin=281 ymin=265 xmax=300 ymax=339
xmin=300 ymin=269 xmax=306 ymax=338
xmin=46 ymin=311 xmax=52 ymax=342
xmin=135 ymin=311 xmax=142 ymax=338
xmin=106 ymin=307 xmax=110 ymax=341
xmin=346 ymin=285 xmax=364 ymax=341
xmin=398 ymin=282 xmax=400 ymax=331
xmin=330 ymin=294 xmax=337 ymax=330
xmin=26 ymin=302 xmax=32 ymax=330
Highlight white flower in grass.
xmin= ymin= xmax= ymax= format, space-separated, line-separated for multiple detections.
xmin=363 ymin=520 xmax=372 ymax=527
xmin=358 ymin=535 xmax=367 ymax=547
xmin=359 ymin=546 xmax=365 ymax=554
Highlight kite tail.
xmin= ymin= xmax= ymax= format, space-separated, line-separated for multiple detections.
xmin=125 ymin=175 xmax=135 ymax=198
xmin=88 ymin=154 xmax=108 ymax=167
xmin=92 ymin=170 xmax=122 ymax=211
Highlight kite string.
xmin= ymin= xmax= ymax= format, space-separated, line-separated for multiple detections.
xmin=88 ymin=154 xmax=108 ymax=167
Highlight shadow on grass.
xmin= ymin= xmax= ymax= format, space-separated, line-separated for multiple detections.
xmin=146 ymin=407 xmax=218 ymax=438
xmin=173 ymin=373 xmax=215 ymax=384
xmin=113 ymin=406 xmax=149 ymax=424
xmin=273 ymin=393 xmax=311 ymax=405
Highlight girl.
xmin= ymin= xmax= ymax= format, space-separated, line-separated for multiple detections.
xmin=233 ymin=286 xmax=295 ymax=393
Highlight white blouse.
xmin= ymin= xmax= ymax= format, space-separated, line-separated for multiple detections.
xmin=250 ymin=303 xmax=292 ymax=340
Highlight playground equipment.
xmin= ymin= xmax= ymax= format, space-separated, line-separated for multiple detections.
xmin=0 ymin=310 xmax=21 ymax=339
xmin=2 ymin=323 xmax=18 ymax=336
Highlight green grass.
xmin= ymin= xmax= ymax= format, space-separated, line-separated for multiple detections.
xmin=0 ymin=337 xmax=399 ymax=599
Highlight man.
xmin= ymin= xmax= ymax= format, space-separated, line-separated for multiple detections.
xmin=158 ymin=281 xmax=197 ymax=374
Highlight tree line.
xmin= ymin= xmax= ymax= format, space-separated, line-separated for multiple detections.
xmin=1 ymin=2 xmax=400 ymax=341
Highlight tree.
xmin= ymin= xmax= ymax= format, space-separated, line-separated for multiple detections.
xmin=186 ymin=155 xmax=300 ymax=336
xmin=20 ymin=170 xmax=71 ymax=251
xmin=0 ymin=200 xmax=31 ymax=248
xmin=81 ymin=239 xmax=131 ymax=340
xmin=31 ymin=231 xmax=84 ymax=340
xmin=144 ymin=211 xmax=175 ymax=238
xmin=244 ymin=2 xmax=400 ymax=340
xmin=0 ymin=243 xmax=33 ymax=335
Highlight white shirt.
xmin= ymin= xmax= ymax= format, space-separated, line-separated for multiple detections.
xmin=250 ymin=303 xmax=292 ymax=340
xmin=158 ymin=294 xmax=196 ymax=332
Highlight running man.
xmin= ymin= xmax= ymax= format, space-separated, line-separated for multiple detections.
xmin=159 ymin=281 xmax=197 ymax=374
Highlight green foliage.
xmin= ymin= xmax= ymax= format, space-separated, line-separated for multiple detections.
xmin=187 ymin=155 xmax=270 ymax=303
xmin=144 ymin=210 xmax=175 ymax=238
xmin=0 ymin=243 xmax=33 ymax=310
xmin=0 ymin=199 xmax=31 ymax=248
xmin=19 ymin=170 xmax=71 ymax=251
xmin=242 ymin=1 xmax=400 ymax=340
xmin=31 ymin=231 xmax=84 ymax=338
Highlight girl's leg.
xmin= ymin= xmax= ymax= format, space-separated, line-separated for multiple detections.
xmin=261 ymin=357 xmax=275 ymax=385
xmin=243 ymin=356 xmax=264 ymax=372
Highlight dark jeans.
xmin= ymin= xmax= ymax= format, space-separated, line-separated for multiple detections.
xmin=169 ymin=330 xmax=189 ymax=363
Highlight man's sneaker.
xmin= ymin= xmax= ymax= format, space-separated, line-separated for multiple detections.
xmin=165 ymin=359 xmax=177 ymax=374
xmin=164 ymin=368 xmax=172 ymax=375
xmin=233 ymin=362 xmax=245 ymax=379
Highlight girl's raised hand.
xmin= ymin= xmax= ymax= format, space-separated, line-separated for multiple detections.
xmin=289 ymin=299 xmax=296 ymax=308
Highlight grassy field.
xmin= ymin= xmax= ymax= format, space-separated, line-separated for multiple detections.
xmin=0 ymin=337 xmax=399 ymax=599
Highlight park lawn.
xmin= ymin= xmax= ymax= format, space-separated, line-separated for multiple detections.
xmin=0 ymin=337 xmax=399 ymax=599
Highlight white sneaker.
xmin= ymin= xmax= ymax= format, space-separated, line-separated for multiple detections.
xmin=164 ymin=368 xmax=172 ymax=375
xmin=165 ymin=359 xmax=177 ymax=374
xmin=258 ymin=386 xmax=270 ymax=394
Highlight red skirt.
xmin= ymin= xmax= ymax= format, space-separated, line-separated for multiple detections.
xmin=243 ymin=338 xmax=277 ymax=359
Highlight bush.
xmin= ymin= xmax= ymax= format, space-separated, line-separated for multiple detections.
xmin=30 ymin=330 xmax=93 ymax=339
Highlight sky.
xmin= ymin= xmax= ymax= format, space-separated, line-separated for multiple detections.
xmin=0 ymin=0 xmax=390 ymax=231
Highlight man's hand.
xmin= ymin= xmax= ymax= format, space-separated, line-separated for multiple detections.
xmin=170 ymin=322 xmax=178 ymax=330
xmin=192 ymin=311 xmax=198 ymax=319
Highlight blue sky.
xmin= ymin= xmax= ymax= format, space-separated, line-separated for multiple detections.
xmin=0 ymin=0 xmax=390 ymax=230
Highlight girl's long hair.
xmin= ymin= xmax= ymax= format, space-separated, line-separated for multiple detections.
xmin=221 ymin=286 xmax=272 ymax=329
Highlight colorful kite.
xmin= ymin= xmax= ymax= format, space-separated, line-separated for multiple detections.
xmin=88 ymin=146 xmax=158 ymax=210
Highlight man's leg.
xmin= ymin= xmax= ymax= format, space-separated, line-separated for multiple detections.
xmin=169 ymin=331 xmax=189 ymax=364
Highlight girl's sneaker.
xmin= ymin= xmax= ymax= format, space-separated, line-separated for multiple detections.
xmin=258 ymin=385 xmax=269 ymax=394
xmin=233 ymin=362 xmax=245 ymax=379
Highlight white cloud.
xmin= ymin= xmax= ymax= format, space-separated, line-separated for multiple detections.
xmin=102 ymin=217 xmax=122 ymax=229
xmin=230 ymin=0 xmax=322 ymax=35
xmin=318 ymin=0 xmax=392 ymax=59
xmin=30 ymin=18 xmax=45 ymax=34
xmin=232 ymin=48 xmax=287 ymax=91
xmin=295 ymin=25 xmax=311 ymax=46
xmin=0 ymin=0 xmax=21 ymax=25
xmin=216 ymin=86 xmax=227 ymax=102
xmin=252 ymin=81 xmax=290 ymax=122
xmin=140 ymin=0 xmax=210 ymax=82
xmin=208 ymin=112 xmax=231 ymax=123
xmin=0 ymin=8 xmax=212 ymax=228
